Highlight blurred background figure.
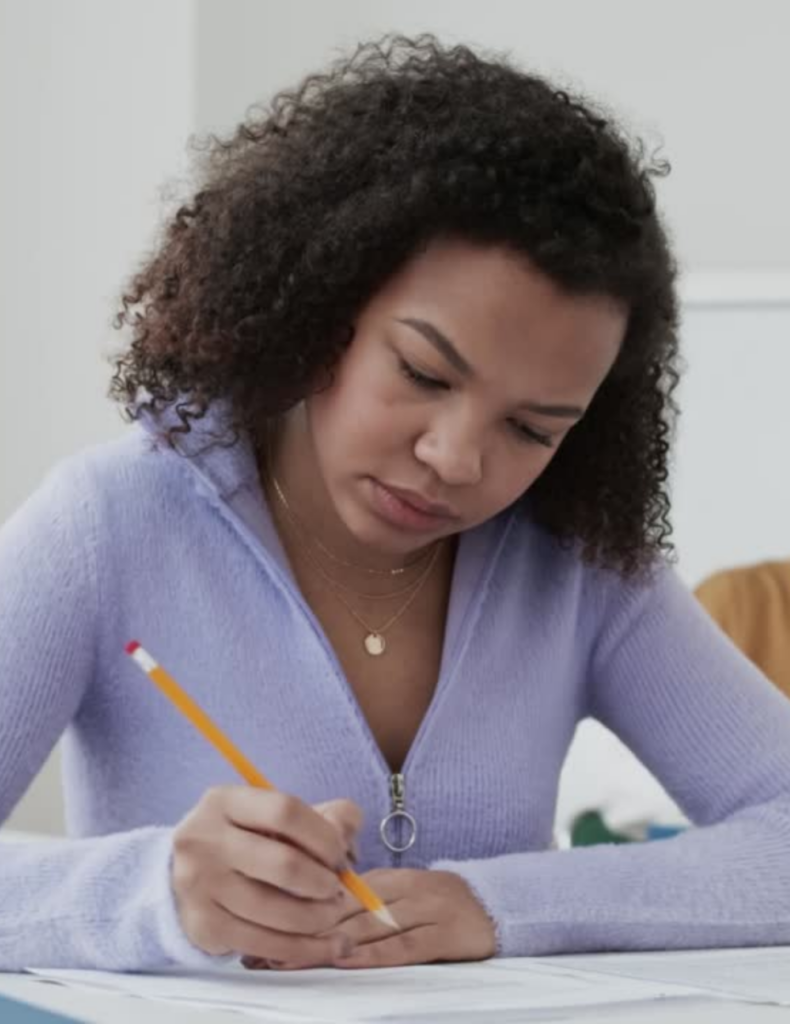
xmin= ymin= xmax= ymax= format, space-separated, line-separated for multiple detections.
xmin=696 ymin=559 xmax=790 ymax=700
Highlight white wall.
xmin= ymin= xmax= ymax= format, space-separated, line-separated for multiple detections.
xmin=1 ymin=0 xmax=195 ymax=833
xmin=195 ymin=0 xmax=790 ymax=272
xmin=2 ymin=0 xmax=789 ymax=834
xmin=673 ymin=305 xmax=790 ymax=587
xmin=0 ymin=0 xmax=195 ymax=526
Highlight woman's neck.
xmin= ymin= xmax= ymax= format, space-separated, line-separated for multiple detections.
xmin=260 ymin=407 xmax=435 ymax=578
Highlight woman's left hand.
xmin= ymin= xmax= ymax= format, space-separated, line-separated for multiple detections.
xmin=245 ymin=868 xmax=497 ymax=970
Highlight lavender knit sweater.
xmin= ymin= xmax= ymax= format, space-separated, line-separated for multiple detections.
xmin=2 ymin=413 xmax=790 ymax=971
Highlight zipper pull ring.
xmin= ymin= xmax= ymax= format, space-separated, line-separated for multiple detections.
xmin=380 ymin=772 xmax=417 ymax=853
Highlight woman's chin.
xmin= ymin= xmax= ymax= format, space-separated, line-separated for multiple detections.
xmin=340 ymin=509 xmax=441 ymax=560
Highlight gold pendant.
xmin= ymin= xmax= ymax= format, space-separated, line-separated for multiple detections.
xmin=364 ymin=633 xmax=386 ymax=656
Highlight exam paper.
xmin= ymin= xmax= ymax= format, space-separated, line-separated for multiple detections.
xmin=535 ymin=946 xmax=790 ymax=1007
xmin=27 ymin=958 xmax=715 ymax=1022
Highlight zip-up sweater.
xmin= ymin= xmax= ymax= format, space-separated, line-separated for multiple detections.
xmin=2 ymin=411 xmax=790 ymax=971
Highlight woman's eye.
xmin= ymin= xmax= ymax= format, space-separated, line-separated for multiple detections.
xmin=399 ymin=359 xmax=448 ymax=390
xmin=510 ymin=420 xmax=554 ymax=448
xmin=400 ymin=357 xmax=554 ymax=448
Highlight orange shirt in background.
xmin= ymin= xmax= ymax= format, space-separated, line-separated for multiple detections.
xmin=695 ymin=559 xmax=790 ymax=700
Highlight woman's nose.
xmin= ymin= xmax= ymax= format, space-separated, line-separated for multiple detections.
xmin=414 ymin=424 xmax=483 ymax=487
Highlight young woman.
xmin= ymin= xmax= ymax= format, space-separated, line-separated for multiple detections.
xmin=1 ymin=35 xmax=789 ymax=973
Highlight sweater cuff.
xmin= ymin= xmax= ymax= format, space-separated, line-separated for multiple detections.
xmin=147 ymin=829 xmax=237 ymax=970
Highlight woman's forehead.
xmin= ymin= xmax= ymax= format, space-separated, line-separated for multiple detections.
xmin=361 ymin=239 xmax=625 ymax=392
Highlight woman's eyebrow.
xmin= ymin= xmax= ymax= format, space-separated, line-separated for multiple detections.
xmin=394 ymin=316 xmax=586 ymax=420
xmin=515 ymin=399 xmax=586 ymax=420
xmin=395 ymin=317 xmax=474 ymax=377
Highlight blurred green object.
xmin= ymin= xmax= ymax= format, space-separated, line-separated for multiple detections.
xmin=571 ymin=810 xmax=635 ymax=846
xmin=570 ymin=809 xmax=688 ymax=846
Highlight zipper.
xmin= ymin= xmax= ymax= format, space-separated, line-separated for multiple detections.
xmin=391 ymin=772 xmax=406 ymax=811
xmin=380 ymin=772 xmax=417 ymax=866
xmin=390 ymin=772 xmax=407 ymax=861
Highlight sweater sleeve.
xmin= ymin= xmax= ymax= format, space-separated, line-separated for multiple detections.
xmin=432 ymin=566 xmax=790 ymax=957
xmin=0 ymin=458 xmax=224 ymax=970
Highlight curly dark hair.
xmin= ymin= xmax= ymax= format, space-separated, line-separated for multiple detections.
xmin=111 ymin=33 xmax=680 ymax=578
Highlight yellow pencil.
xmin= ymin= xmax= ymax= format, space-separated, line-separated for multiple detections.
xmin=125 ymin=640 xmax=398 ymax=931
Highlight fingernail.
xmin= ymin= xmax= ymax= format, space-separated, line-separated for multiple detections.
xmin=240 ymin=955 xmax=268 ymax=970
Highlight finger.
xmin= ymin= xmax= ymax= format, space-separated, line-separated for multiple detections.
xmin=215 ymin=871 xmax=348 ymax=936
xmin=227 ymin=827 xmax=343 ymax=900
xmin=240 ymin=955 xmax=270 ymax=970
xmin=219 ymin=787 xmax=351 ymax=872
xmin=330 ymin=901 xmax=411 ymax=947
xmin=239 ymin=906 xmax=381 ymax=973
xmin=353 ymin=868 xmax=415 ymax=900
xmin=206 ymin=899 xmax=355 ymax=963
xmin=243 ymin=902 xmax=408 ymax=973
xmin=333 ymin=925 xmax=440 ymax=969
xmin=240 ymin=955 xmax=289 ymax=971
xmin=314 ymin=799 xmax=364 ymax=856
xmin=328 ymin=878 xmax=404 ymax=927
xmin=328 ymin=868 xmax=413 ymax=924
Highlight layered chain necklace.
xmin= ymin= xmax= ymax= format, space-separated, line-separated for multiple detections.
xmin=269 ymin=472 xmax=443 ymax=656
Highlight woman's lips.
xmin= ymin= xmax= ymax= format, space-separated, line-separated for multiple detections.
xmin=368 ymin=479 xmax=458 ymax=532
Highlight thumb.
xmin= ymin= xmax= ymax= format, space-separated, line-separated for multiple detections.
xmin=314 ymin=798 xmax=363 ymax=859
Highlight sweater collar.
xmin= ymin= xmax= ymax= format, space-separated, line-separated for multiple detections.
xmin=138 ymin=399 xmax=259 ymax=501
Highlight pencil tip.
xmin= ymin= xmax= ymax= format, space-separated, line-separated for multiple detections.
xmin=374 ymin=906 xmax=399 ymax=931
xmin=125 ymin=640 xmax=140 ymax=655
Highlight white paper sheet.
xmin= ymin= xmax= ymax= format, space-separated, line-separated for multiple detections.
xmin=27 ymin=958 xmax=716 ymax=1022
xmin=535 ymin=946 xmax=790 ymax=1007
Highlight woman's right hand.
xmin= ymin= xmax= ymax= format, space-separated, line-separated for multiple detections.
xmin=171 ymin=786 xmax=362 ymax=963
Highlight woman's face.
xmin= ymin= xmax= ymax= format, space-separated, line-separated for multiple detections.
xmin=303 ymin=237 xmax=626 ymax=557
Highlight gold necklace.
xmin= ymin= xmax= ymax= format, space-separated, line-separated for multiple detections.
xmin=272 ymin=492 xmax=432 ymax=601
xmin=297 ymin=533 xmax=443 ymax=656
xmin=266 ymin=464 xmax=445 ymax=653
xmin=269 ymin=471 xmax=432 ymax=578
xmin=285 ymin=525 xmax=434 ymax=601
